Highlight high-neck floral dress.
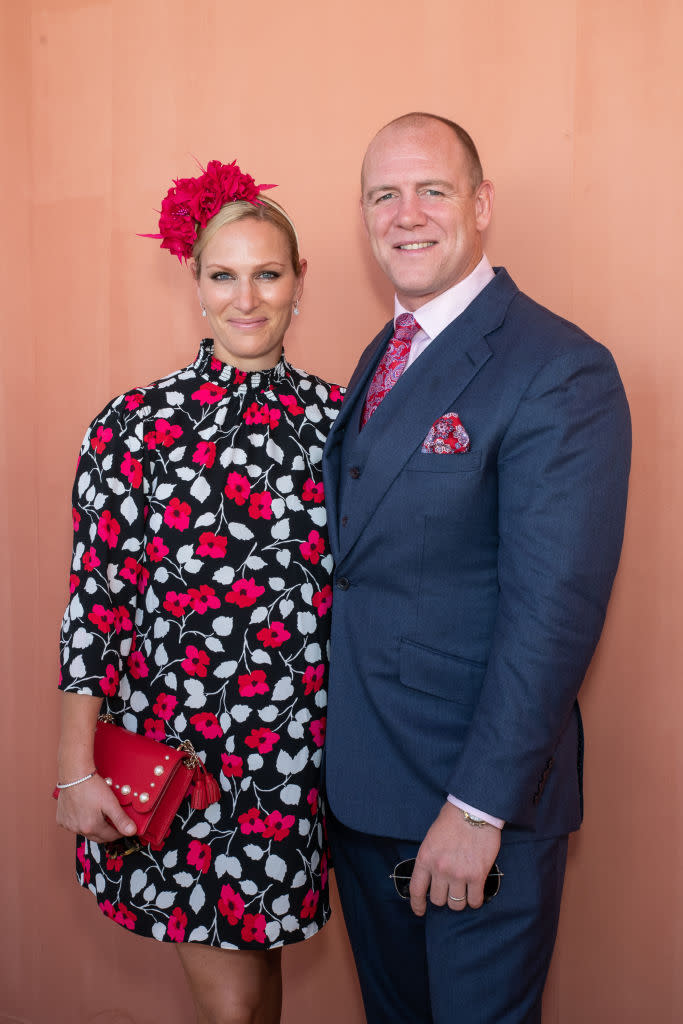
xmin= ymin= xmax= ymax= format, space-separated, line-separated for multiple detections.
xmin=59 ymin=340 xmax=343 ymax=948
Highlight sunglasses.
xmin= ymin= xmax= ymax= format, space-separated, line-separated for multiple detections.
xmin=390 ymin=858 xmax=503 ymax=903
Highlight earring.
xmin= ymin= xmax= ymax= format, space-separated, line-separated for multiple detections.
xmin=201 ymin=306 xmax=207 ymax=317
xmin=293 ymin=300 xmax=300 ymax=317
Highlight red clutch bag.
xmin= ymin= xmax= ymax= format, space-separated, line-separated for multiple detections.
xmin=54 ymin=717 xmax=221 ymax=849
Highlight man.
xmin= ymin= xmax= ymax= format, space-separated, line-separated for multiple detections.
xmin=321 ymin=112 xmax=630 ymax=1023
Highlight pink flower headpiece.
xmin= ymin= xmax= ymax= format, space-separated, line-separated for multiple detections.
xmin=141 ymin=159 xmax=276 ymax=262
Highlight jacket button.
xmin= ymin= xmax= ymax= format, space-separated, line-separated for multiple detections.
xmin=336 ymin=576 xmax=350 ymax=591
xmin=349 ymin=466 xmax=361 ymax=479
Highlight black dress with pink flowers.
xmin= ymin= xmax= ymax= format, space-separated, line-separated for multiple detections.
xmin=59 ymin=340 xmax=343 ymax=948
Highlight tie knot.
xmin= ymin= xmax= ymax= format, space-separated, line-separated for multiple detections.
xmin=394 ymin=313 xmax=420 ymax=342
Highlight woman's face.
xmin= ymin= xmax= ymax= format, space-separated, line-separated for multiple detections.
xmin=195 ymin=217 xmax=306 ymax=371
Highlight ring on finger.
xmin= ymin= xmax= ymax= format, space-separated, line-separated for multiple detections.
xmin=448 ymin=894 xmax=467 ymax=903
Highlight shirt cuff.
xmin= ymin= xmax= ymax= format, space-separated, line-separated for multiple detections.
xmin=447 ymin=795 xmax=505 ymax=829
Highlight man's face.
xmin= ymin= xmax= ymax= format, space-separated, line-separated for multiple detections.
xmin=361 ymin=120 xmax=493 ymax=311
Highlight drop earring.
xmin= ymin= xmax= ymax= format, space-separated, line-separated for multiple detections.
xmin=293 ymin=300 xmax=300 ymax=317
xmin=201 ymin=305 xmax=207 ymax=317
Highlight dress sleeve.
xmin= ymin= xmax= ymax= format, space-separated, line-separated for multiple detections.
xmin=59 ymin=397 xmax=148 ymax=697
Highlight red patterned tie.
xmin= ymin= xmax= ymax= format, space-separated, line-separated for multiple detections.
xmin=361 ymin=313 xmax=421 ymax=427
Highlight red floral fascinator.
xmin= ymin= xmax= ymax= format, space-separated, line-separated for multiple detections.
xmin=141 ymin=159 xmax=276 ymax=261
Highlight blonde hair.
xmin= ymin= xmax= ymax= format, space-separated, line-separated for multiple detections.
xmin=192 ymin=196 xmax=302 ymax=278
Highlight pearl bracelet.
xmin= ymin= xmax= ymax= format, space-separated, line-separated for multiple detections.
xmin=55 ymin=771 xmax=96 ymax=790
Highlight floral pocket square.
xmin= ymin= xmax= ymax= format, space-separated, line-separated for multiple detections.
xmin=421 ymin=412 xmax=470 ymax=454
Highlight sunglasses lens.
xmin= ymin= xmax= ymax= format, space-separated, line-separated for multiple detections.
xmin=391 ymin=858 xmax=416 ymax=899
xmin=483 ymin=864 xmax=502 ymax=903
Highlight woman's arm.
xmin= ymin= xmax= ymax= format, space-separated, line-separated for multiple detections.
xmin=56 ymin=691 xmax=137 ymax=843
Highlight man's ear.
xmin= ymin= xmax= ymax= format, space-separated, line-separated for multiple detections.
xmin=475 ymin=180 xmax=495 ymax=231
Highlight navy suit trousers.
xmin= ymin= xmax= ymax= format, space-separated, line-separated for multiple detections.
xmin=330 ymin=815 xmax=568 ymax=1024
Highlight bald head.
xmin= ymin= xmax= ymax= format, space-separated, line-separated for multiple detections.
xmin=361 ymin=112 xmax=484 ymax=195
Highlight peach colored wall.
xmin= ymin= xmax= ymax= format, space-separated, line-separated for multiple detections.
xmin=1 ymin=1 xmax=681 ymax=1021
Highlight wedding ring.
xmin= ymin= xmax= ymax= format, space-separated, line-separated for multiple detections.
xmin=448 ymin=894 xmax=467 ymax=903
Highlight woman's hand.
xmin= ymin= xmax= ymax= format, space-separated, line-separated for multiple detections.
xmin=56 ymin=773 xmax=137 ymax=844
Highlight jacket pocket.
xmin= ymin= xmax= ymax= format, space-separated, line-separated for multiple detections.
xmin=407 ymin=450 xmax=482 ymax=473
xmin=398 ymin=638 xmax=485 ymax=706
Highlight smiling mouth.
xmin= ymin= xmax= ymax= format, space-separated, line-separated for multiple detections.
xmin=396 ymin=241 xmax=437 ymax=251
xmin=228 ymin=318 xmax=267 ymax=327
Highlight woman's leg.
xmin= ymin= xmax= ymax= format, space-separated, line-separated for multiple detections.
xmin=177 ymin=943 xmax=283 ymax=1024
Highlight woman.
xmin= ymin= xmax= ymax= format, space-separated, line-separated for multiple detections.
xmin=56 ymin=159 xmax=343 ymax=1023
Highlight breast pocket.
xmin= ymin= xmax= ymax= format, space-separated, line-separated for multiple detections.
xmin=407 ymin=451 xmax=482 ymax=473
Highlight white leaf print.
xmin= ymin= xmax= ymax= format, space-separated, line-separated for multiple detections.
xmin=122 ymin=712 xmax=137 ymax=731
xmin=106 ymin=478 xmax=125 ymax=495
xmin=84 ymin=577 xmax=97 ymax=594
xmin=188 ymin=926 xmax=209 ymax=942
xmin=205 ymin=802 xmax=221 ymax=824
xmin=240 ymin=880 xmax=258 ymax=896
xmin=152 ymin=923 xmax=166 ymax=941
xmin=68 ymin=656 xmax=85 ymax=679
xmin=304 ymin=643 xmax=322 ymax=663
xmin=188 ymin=822 xmax=211 ymax=839
xmin=245 ymin=555 xmax=266 ymax=570
xmin=309 ymin=506 xmax=327 ymax=527
xmin=143 ymin=884 xmax=156 ymax=902
xmin=272 ymin=895 xmax=290 ymax=915
xmin=183 ymin=558 xmax=203 ymax=574
xmin=165 ymin=672 xmax=178 ymax=691
xmin=276 ymin=548 xmax=291 ymax=568
xmin=270 ymin=498 xmax=285 ymax=519
xmin=230 ymin=704 xmax=251 ymax=723
xmin=145 ymin=587 xmax=159 ymax=612
xmin=77 ymin=472 xmax=91 ymax=497
xmin=122 ymin=538 xmax=142 ymax=552
xmin=120 ymin=496 xmax=139 ymax=525
xmin=310 ymin=850 xmax=320 ymax=871
xmin=154 ymin=618 xmax=170 ymax=638
xmin=154 ymin=644 xmax=168 ymax=667
xmin=246 ymin=464 xmax=260 ymax=480
xmin=279 ymin=599 xmax=294 ymax=618
xmin=212 ymin=566 xmax=235 ymax=585
xmin=265 ymin=439 xmax=283 ymax=464
xmin=69 ymin=594 xmax=84 ymax=618
xmin=308 ymin=445 xmax=323 ymax=464
xmin=221 ymin=446 xmax=246 ymax=466
xmin=245 ymin=844 xmax=265 ymax=860
xmin=315 ymin=384 xmax=328 ymax=402
xmin=282 ymin=915 xmax=299 ymax=932
xmin=299 ymin=819 xmax=311 ymax=836
xmin=292 ymin=870 xmax=307 ymax=888
xmin=295 ymin=708 xmax=312 ymax=723
xmin=184 ymin=679 xmax=206 ymax=707
xmin=190 ymin=476 xmax=211 ymax=502
xmin=268 ymin=577 xmax=285 ymax=591
xmin=287 ymin=721 xmax=304 ymax=740
xmin=251 ymin=649 xmax=271 ymax=665
xmin=276 ymin=748 xmax=309 ymax=776
xmin=130 ymin=869 xmax=147 ymax=897
xmin=249 ymin=607 xmax=268 ymax=624
xmin=163 ymin=850 xmax=178 ymax=868
xmin=120 ymin=636 xmax=133 ymax=656
xmin=176 ymin=544 xmax=194 ymax=564
xmin=149 ymin=512 xmax=163 ymax=532
xmin=173 ymin=872 xmax=195 ymax=888
xmin=72 ymin=628 xmax=93 ymax=649
xmin=156 ymin=891 xmax=175 ymax=909
xmin=291 ymin=455 xmax=305 ymax=471
xmin=118 ymin=679 xmax=131 ymax=701
xmin=214 ymin=659 xmax=237 ymax=678
xmin=205 ymin=636 xmax=224 ymax=652
xmin=189 ymin=885 xmax=205 ymax=913
xmin=228 ymin=523 xmax=254 ymax=541
xmin=315 ymin=690 xmax=327 ymax=709
xmin=109 ymin=578 xmax=123 ymax=595
xmin=175 ymin=466 xmax=196 ymax=481
xmin=300 ymin=583 xmax=313 ymax=604
xmin=154 ymin=484 xmax=175 ymax=501
xmin=165 ymin=391 xmax=184 ymax=405
xmin=247 ymin=754 xmax=264 ymax=771
xmin=248 ymin=433 xmax=264 ymax=448
xmin=305 ymin=405 xmax=322 ymax=423
xmin=213 ymin=617 xmax=233 ymax=636
xmin=275 ymin=475 xmax=293 ymax=493
xmin=297 ymin=612 xmax=317 ymax=635
xmin=265 ymin=921 xmax=282 ymax=943
xmin=85 ymin=485 xmax=97 ymax=503
xmin=195 ymin=512 xmax=216 ymax=528
xmin=258 ymin=706 xmax=277 ymax=723
xmin=265 ymin=855 xmax=287 ymax=882
xmin=95 ymin=875 xmax=105 ymax=893
xmin=272 ymin=675 xmax=294 ymax=700
xmin=173 ymin=711 xmax=186 ymax=731
xmin=225 ymin=856 xmax=242 ymax=879
xmin=280 ymin=784 xmax=301 ymax=804
xmin=285 ymin=495 xmax=303 ymax=512
xmin=130 ymin=691 xmax=149 ymax=712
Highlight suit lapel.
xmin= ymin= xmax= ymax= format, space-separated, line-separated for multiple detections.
xmin=335 ymin=270 xmax=518 ymax=562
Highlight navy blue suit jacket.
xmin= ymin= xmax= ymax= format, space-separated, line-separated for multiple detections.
xmin=322 ymin=269 xmax=631 ymax=843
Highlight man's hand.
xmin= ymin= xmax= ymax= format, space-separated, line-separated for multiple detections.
xmin=410 ymin=801 xmax=501 ymax=916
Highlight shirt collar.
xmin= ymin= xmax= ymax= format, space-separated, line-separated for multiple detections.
xmin=394 ymin=255 xmax=495 ymax=340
